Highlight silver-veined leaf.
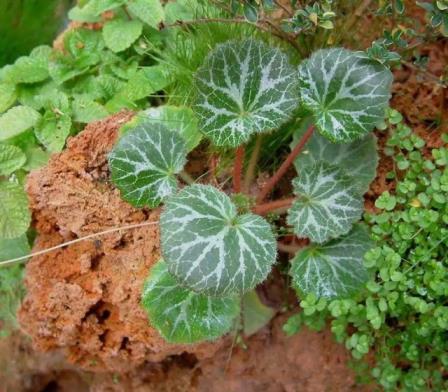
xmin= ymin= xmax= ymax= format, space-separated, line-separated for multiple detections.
xmin=141 ymin=260 xmax=240 ymax=343
xmin=0 ymin=181 xmax=31 ymax=239
xmin=287 ymin=162 xmax=363 ymax=243
xmin=298 ymin=48 xmax=392 ymax=142
xmin=291 ymin=117 xmax=378 ymax=194
xmin=161 ymin=184 xmax=277 ymax=296
xmin=109 ymin=122 xmax=187 ymax=208
xmin=290 ymin=224 xmax=372 ymax=298
xmin=0 ymin=144 xmax=26 ymax=176
xmin=194 ymin=39 xmax=299 ymax=147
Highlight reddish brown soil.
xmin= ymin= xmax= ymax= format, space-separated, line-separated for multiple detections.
xmin=18 ymin=112 xmax=221 ymax=374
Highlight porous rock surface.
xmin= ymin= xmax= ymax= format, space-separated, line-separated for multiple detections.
xmin=18 ymin=112 xmax=221 ymax=373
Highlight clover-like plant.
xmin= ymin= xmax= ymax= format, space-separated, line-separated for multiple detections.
xmin=109 ymin=38 xmax=392 ymax=343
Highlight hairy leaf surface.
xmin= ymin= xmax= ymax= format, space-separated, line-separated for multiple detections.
xmin=103 ymin=19 xmax=143 ymax=53
xmin=194 ymin=39 xmax=299 ymax=147
xmin=109 ymin=123 xmax=187 ymax=207
xmin=292 ymin=118 xmax=378 ymax=193
xmin=287 ymin=162 xmax=363 ymax=243
xmin=298 ymin=48 xmax=392 ymax=142
xmin=0 ymin=181 xmax=31 ymax=239
xmin=0 ymin=106 xmax=41 ymax=141
xmin=290 ymin=225 xmax=372 ymax=298
xmin=142 ymin=260 xmax=239 ymax=343
xmin=0 ymin=144 xmax=26 ymax=175
xmin=161 ymin=184 xmax=277 ymax=296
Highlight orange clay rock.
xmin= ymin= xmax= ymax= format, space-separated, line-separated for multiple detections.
xmin=18 ymin=112 xmax=222 ymax=373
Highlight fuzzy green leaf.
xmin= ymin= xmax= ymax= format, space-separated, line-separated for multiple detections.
xmin=287 ymin=162 xmax=363 ymax=243
xmin=72 ymin=97 xmax=108 ymax=124
xmin=69 ymin=0 xmax=126 ymax=22
xmin=142 ymin=260 xmax=239 ymax=343
xmin=0 ymin=144 xmax=26 ymax=175
xmin=0 ymin=83 xmax=16 ymax=114
xmin=194 ymin=39 xmax=299 ymax=147
xmin=103 ymin=18 xmax=143 ymax=53
xmin=298 ymin=48 xmax=392 ymax=142
xmin=35 ymin=112 xmax=72 ymax=152
xmin=290 ymin=225 xmax=372 ymax=298
xmin=128 ymin=0 xmax=164 ymax=27
xmin=0 ymin=181 xmax=31 ymax=239
xmin=292 ymin=118 xmax=378 ymax=193
xmin=2 ymin=55 xmax=49 ymax=84
xmin=134 ymin=106 xmax=202 ymax=151
xmin=161 ymin=184 xmax=277 ymax=296
xmin=0 ymin=106 xmax=41 ymax=141
xmin=109 ymin=122 xmax=187 ymax=208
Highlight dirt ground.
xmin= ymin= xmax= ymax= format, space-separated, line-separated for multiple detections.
xmin=1 ymin=13 xmax=447 ymax=392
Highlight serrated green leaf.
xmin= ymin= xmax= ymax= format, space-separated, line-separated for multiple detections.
xmin=0 ymin=181 xmax=31 ymax=239
xmin=287 ymin=162 xmax=363 ymax=243
xmin=292 ymin=118 xmax=378 ymax=194
xmin=128 ymin=0 xmax=164 ymax=27
xmin=35 ymin=112 xmax=72 ymax=152
xmin=298 ymin=48 xmax=392 ymax=142
xmin=0 ymin=106 xmax=41 ymax=141
xmin=0 ymin=144 xmax=26 ymax=175
xmin=161 ymin=184 xmax=277 ymax=296
xmin=109 ymin=122 xmax=187 ymax=208
xmin=64 ymin=28 xmax=104 ymax=58
xmin=2 ymin=55 xmax=49 ymax=84
xmin=0 ymin=83 xmax=16 ymax=114
xmin=242 ymin=290 xmax=274 ymax=336
xmin=165 ymin=0 xmax=195 ymax=23
xmin=194 ymin=39 xmax=299 ymax=147
xmin=0 ymin=234 xmax=30 ymax=262
xmin=141 ymin=260 xmax=239 ymax=343
xmin=103 ymin=18 xmax=143 ymax=53
xmin=135 ymin=106 xmax=202 ymax=151
xmin=72 ymin=97 xmax=109 ymax=123
xmin=290 ymin=224 xmax=372 ymax=298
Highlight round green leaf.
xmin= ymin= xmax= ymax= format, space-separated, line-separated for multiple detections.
xmin=298 ymin=48 xmax=393 ymax=142
xmin=141 ymin=260 xmax=240 ymax=343
xmin=161 ymin=184 xmax=277 ymax=296
xmin=287 ymin=162 xmax=363 ymax=243
xmin=0 ymin=234 xmax=30 ymax=262
xmin=290 ymin=224 xmax=372 ymax=298
xmin=0 ymin=106 xmax=41 ymax=141
xmin=291 ymin=117 xmax=378 ymax=194
xmin=109 ymin=122 xmax=187 ymax=208
xmin=0 ymin=181 xmax=31 ymax=239
xmin=103 ymin=18 xmax=143 ymax=53
xmin=194 ymin=39 xmax=299 ymax=147
xmin=0 ymin=144 xmax=26 ymax=176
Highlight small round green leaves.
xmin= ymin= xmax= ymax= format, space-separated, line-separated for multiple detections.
xmin=194 ymin=39 xmax=299 ymax=147
xmin=291 ymin=119 xmax=378 ymax=194
xmin=141 ymin=260 xmax=239 ymax=343
xmin=287 ymin=162 xmax=363 ymax=243
xmin=290 ymin=225 xmax=372 ymax=298
xmin=109 ymin=122 xmax=187 ymax=208
xmin=298 ymin=48 xmax=393 ymax=142
xmin=161 ymin=184 xmax=277 ymax=296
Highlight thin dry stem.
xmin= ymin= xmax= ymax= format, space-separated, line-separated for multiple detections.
xmin=233 ymin=146 xmax=245 ymax=193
